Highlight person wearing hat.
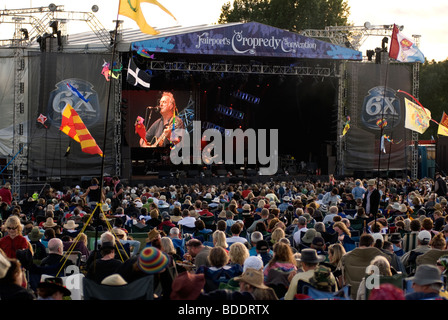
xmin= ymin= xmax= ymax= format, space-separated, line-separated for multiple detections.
xmin=284 ymin=248 xmax=336 ymax=300
xmin=401 ymin=230 xmax=433 ymax=275
xmin=362 ymin=179 xmax=381 ymax=216
xmin=389 ymin=232 xmax=404 ymax=256
xmin=37 ymin=276 xmax=71 ymax=300
xmin=235 ymin=268 xmax=278 ymax=300
xmin=170 ymin=271 xmax=205 ymax=300
xmin=0 ymin=181 xmax=12 ymax=205
xmin=255 ymin=240 xmax=274 ymax=266
xmin=405 ymin=264 xmax=446 ymax=300
xmin=146 ymin=228 xmax=163 ymax=249
xmin=28 ymin=226 xmax=47 ymax=261
xmin=62 ymin=219 xmax=80 ymax=240
xmin=117 ymin=246 xmax=171 ymax=298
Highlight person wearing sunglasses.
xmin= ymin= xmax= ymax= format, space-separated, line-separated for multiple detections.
xmin=0 ymin=216 xmax=33 ymax=259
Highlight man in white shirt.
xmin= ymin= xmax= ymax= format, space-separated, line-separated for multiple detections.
xmin=322 ymin=206 xmax=339 ymax=225
xmin=177 ymin=210 xmax=196 ymax=228
xmin=293 ymin=216 xmax=308 ymax=247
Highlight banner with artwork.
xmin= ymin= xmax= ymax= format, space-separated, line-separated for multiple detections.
xmin=343 ymin=62 xmax=413 ymax=174
xmin=27 ymin=53 xmax=115 ymax=177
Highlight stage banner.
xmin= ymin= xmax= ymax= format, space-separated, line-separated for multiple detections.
xmin=27 ymin=52 xmax=115 ymax=177
xmin=131 ymin=22 xmax=362 ymax=60
xmin=343 ymin=62 xmax=413 ymax=174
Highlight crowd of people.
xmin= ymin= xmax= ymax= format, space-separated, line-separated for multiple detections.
xmin=1 ymin=173 xmax=448 ymax=301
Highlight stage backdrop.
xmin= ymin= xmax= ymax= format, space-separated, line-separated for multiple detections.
xmin=343 ymin=62 xmax=413 ymax=174
xmin=27 ymin=52 xmax=115 ymax=177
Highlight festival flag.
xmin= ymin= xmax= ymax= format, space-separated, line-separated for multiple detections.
xmin=341 ymin=116 xmax=350 ymax=137
xmin=389 ymin=24 xmax=425 ymax=63
xmin=404 ymin=97 xmax=431 ymax=134
xmin=127 ymin=58 xmax=152 ymax=89
xmin=380 ymin=135 xmax=386 ymax=153
xmin=438 ymin=112 xmax=448 ymax=136
xmin=37 ymin=114 xmax=48 ymax=128
xmin=66 ymin=83 xmax=89 ymax=103
xmin=59 ymin=104 xmax=103 ymax=157
xmin=118 ymin=0 xmax=176 ymax=35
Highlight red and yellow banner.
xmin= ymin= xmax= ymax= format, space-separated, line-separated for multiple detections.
xmin=60 ymin=104 xmax=103 ymax=157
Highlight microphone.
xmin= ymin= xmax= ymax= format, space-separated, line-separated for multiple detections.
xmin=147 ymin=106 xmax=160 ymax=112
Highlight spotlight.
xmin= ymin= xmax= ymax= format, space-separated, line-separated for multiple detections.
xmin=92 ymin=5 xmax=99 ymax=12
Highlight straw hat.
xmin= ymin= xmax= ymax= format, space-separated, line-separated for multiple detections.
xmin=101 ymin=274 xmax=128 ymax=286
xmin=63 ymin=220 xmax=79 ymax=230
xmin=43 ymin=217 xmax=57 ymax=228
xmin=234 ymin=268 xmax=269 ymax=289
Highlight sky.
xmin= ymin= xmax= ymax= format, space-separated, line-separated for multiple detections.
xmin=1 ymin=0 xmax=447 ymax=62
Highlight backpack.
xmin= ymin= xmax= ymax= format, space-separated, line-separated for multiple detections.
xmin=406 ymin=250 xmax=424 ymax=276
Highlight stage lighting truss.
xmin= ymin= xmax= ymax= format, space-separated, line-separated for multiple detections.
xmin=148 ymin=60 xmax=332 ymax=77
xmin=215 ymin=104 xmax=245 ymax=119
xmin=0 ymin=5 xmax=113 ymax=49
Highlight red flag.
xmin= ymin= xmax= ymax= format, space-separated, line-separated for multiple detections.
xmin=37 ymin=114 xmax=48 ymax=128
xmin=59 ymin=104 xmax=103 ymax=157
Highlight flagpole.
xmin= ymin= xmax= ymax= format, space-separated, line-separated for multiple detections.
xmin=99 ymin=8 xmax=121 ymax=199
xmin=375 ymin=51 xmax=391 ymax=227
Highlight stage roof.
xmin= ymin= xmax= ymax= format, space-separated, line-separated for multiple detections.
xmin=54 ymin=22 xmax=362 ymax=61
xmin=130 ymin=22 xmax=362 ymax=61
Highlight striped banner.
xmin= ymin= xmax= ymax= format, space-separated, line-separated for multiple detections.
xmin=60 ymin=104 xmax=103 ymax=157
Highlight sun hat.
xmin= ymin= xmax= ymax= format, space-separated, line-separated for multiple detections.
xmin=389 ymin=233 xmax=402 ymax=244
xmin=101 ymin=274 xmax=128 ymax=286
xmin=63 ymin=220 xmax=78 ymax=230
xmin=367 ymin=179 xmax=376 ymax=186
xmin=147 ymin=228 xmax=162 ymax=242
xmin=234 ymin=268 xmax=269 ymax=289
xmin=301 ymin=229 xmax=321 ymax=244
xmin=170 ymin=271 xmax=205 ymax=300
xmin=137 ymin=247 xmax=169 ymax=274
xmin=43 ymin=217 xmax=57 ymax=228
xmin=28 ymin=226 xmax=43 ymax=242
xmin=37 ymin=277 xmax=71 ymax=297
xmin=298 ymin=248 xmax=325 ymax=264
xmin=406 ymin=264 xmax=443 ymax=286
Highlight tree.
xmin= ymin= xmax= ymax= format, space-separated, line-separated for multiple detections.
xmin=419 ymin=59 xmax=448 ymax=139
xmin=218 ymin=0 xmax=350 ymax=31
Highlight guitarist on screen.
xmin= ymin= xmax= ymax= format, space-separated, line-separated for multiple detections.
xmin=139 ymin=91 xmax=184 ymax=148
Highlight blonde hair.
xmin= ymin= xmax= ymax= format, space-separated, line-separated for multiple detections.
xmin=328 ymin=243 xmax=346 ymax=268
xmin=5 ymin=215 xmax=23 ymax=234
xmin=161 ymin=237 xmax=176 ymax=255
xmin=333 ymin=221 xmax=351 ymax=237
xmin=213 ymin=230 xmax=228 ymax=249
xmin=271 ymin=228 xmax=285 ymax=243
xmin=229 ymin=242 xmax=249 ymax=265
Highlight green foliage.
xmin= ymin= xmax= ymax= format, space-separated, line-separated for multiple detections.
xmin=218 ymin=0 xmax=350 ymax=31
xmin=419 ymin=59 xmax=448 ymax=139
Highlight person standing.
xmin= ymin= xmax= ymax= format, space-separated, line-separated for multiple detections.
xmin=362 ymin=179 xmax=381 ymax=217
xmin=0 ymin=182 xmax=13 ymax=206
xmin=434 ymin=172 xmax=447 ymax=198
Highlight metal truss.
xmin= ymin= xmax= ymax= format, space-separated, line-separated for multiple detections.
xmin=0 ymin=4 xmax=112 ymax=49
xmin=149 ymin=60 xmax=333 ymax=76
xmin=301 ymin=24 xmax=396 ymax=51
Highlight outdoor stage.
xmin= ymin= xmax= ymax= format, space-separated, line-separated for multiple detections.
xmin=0 ymin=6 xmax=419 ymax=197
